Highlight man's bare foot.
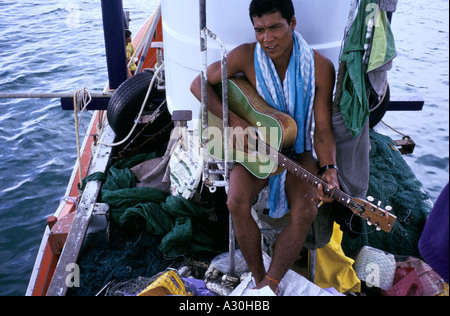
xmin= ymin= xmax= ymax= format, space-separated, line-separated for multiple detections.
xmin=254 ymin=275 xmax=279 ymax=295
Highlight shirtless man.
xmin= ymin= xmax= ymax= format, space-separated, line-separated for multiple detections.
xmin=191 ymin=0 xmax=339 ymax=294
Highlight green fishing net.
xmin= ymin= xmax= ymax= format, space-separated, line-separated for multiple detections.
xmin=341 ymin=130 xmax=432 ymax=259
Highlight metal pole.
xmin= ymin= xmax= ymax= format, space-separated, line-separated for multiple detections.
xmin=198 ymin=0 xmax=235 ymax=275
xmin=200 ymin=0 xmax=209 ymax=185
xmin=101 ymin=0 xmax=128 ymax=90
xmin=135 ymin=3 xmax=161 ymax=74
xmin=0 ymin=92 xmax=111 ymax=99
xmin=309 ymin=249 xmax=317 ymax=283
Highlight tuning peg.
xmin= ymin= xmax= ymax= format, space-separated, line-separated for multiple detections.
xmin=385 ymin=206 xmax=392 ymax=211
xmin=373 ymin=221 xmax=382 ymax=231
xmin=367 ymin=196 xmax=374 ymax=202
xmin=367 ymin=221 xmax=372 ymax=226
xmin=377 ymin=201 xmax=382 ymax=207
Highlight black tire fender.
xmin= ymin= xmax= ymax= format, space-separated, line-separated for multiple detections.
xmin=369 ymin=84 xmax=390 ymax=129
xmin=107 ymin=70 xmax=164 ymax=138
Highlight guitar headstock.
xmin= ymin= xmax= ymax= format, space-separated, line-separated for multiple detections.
xmin=350 ymin=197 xmax=397 ymax=233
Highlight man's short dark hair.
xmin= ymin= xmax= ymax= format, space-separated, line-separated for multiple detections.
xmin=249 ymin=0 xmax=295 ymax=25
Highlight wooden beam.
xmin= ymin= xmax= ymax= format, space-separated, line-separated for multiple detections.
xmin=46 ymin=125 xmax=115 ymax=296
xmin=60 ymin=97 xmax=110 ymax=111
xmin=388 ymin=96 xmax=424 ymax=111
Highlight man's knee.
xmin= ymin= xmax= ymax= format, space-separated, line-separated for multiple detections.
xmin=226 ymin=194 xmax=252 ymax=217
xmin=291 ymin=205 xmax=318 ymax=226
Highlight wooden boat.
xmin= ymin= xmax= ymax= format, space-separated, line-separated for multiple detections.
xmin=25 ymin=0 xmax=435 ymax=297
xmin=26 ymin=2 xmax=164 ymax=296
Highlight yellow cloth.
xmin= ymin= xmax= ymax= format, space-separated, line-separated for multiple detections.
xmin=315 ymin=223 xmax=361 ymax=293
xmin=126 ymin=42 xmax=137 ymax=72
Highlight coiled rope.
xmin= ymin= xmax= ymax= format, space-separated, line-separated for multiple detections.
xmin=73 ymin=88 xmax=92 ymax=184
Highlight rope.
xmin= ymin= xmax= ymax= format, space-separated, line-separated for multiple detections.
xmin=73 ymin=88 xmax=92 ymax=184
xmin=114 ymin=100 xmax=169 ymax=161
xmin=99 ymin=62 xmax=164 ymax=147
xmin=59 ymin=196 xmax=79 ymax=207
xmin=369 ymin=81 xmax=389 ymax=113
xmin=380 ymin=120 xmax=409 ymax=138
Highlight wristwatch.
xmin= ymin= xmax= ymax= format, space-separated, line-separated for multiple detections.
xmin=318 ymin=164 xmax=339 ymax=176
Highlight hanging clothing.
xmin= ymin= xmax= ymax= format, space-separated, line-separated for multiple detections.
xmin=337 ymin=0 xmax=396 ymax=137
xmin=367 ymin=7 xmax=397 ymax=98
xmin=378 ymin=0 xmax=398 ymax=12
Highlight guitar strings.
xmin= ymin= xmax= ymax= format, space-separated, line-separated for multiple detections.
xmin=345 ymin=212 xmax=378 ymax=235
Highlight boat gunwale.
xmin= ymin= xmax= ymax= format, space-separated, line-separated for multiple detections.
xmin=26 ymin=113 xmax=101 ymax=296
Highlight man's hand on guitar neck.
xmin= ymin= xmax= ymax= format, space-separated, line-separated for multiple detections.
xmin=316 ymin=168 xmax=339 ymax=205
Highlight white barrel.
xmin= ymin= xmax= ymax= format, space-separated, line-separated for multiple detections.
xmin=161 ymin=0 xmax=353 ymax=124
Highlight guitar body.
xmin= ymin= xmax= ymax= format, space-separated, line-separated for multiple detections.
xmin=205 ymin=77 xmax=297 ymax=178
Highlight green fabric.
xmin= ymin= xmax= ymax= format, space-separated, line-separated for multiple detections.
xmin=119 ymin=202 xmax=174 ymax=236
xmin=367 ymin=10 xmax=396 ymax=73
xmin=160 ymin=217 xmax=193 ymax=257
xmin=342 ymin=130 xmax=432 ymax=259
xmin=339 ymin=0 xmax=396 ymax=137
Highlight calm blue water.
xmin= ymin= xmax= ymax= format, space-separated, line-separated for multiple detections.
xmin=0 ymin=1 xmax=448 ymax=296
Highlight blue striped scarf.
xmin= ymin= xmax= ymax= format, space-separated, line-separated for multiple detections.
xmin=255 ymin=31 xmax=315 ymax=218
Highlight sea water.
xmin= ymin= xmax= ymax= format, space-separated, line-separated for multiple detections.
xmin=0 ymin=0 xmax=448 ymax=296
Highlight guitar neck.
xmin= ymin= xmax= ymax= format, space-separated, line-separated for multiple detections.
xmin=262 ymin=143 xmax=352 ymax=207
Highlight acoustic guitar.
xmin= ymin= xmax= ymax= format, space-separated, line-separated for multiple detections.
xmin=205 ymin=77 xmax=396 ymax=233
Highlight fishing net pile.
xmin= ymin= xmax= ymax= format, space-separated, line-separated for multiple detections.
xmin=68 ymin=151 xmax=228 ymax=296
xmin=341 ymin=130 xmax=433 ymax=259
xmin=103 ymin=152 xmax=228 ymax=257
